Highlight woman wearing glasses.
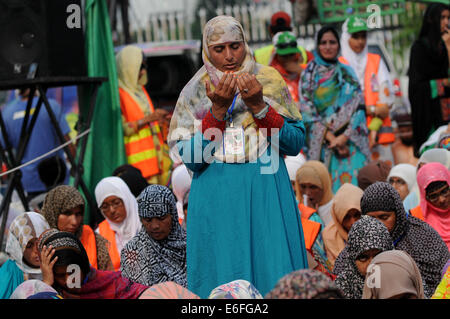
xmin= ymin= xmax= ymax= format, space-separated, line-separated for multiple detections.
xmin=94 ymin=176 xmax=142 ymax=271
xmin=415 ymin=162 xmax=450 ymax=250
xmin=298 ymin=25 xmax=370 ymax=193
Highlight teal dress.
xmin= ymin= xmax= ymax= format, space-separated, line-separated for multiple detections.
xmin=0 ymin=259 xmax=24 ymax=299
xmin=178 ymin=118 xmax=308 ymax=298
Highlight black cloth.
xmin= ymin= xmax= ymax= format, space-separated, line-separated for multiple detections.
xmin=408 ymin=37 xmax=450 ymax=155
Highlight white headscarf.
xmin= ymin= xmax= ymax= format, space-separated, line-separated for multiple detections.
xmin=285 ymin=153 xmax=306 ymax=182
xmin=171 ymin=164 xmax=192 ymax=221
xmin=340 ymin=18 xmax=392 ymax=104
xmin=5 ymin=212 xmax=50 ymax=275
xmin=340 ymin=18 xmax=369 ymax=89
xmin=387 ymin=163 xmax=417 ymax=193
xmin=94 ymin=176 xmax=142 ymax=253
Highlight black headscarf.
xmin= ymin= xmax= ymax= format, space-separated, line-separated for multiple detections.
xmin=316 ymin=25 xmax=341 ymax=63
xmin=360 ymin=182 xmax=450 ymax=297
xmin=418 ymin=3 xmax=450 ymax=57
xmin=408 ymin=3 xmax=450 ymax=155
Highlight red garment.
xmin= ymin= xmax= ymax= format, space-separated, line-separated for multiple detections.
xmin=201 ymin=109 xmax=226 ymax=137
xmin=253 ymin=106 xmax=285 ymax=136
xmin=62 ymin=267 xmax=148 ymax=299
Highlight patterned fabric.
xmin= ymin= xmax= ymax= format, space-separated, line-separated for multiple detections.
xmin=299 ymin=50 xmax=369 ymax=193
xmin=432 ymin=262 xmax=450 ymax=299
xmin=10 ymin=279 xmax=57 ymax=299
xmin=334 ymin=215 xmax=394 ymax=299
xmin=120 ymin=185 xmax=187 ymax=287
xmin=208 ymin=280 xmax=263 ymax=299
xmin=168 ymin=15 xmax=302 ymax=164
xmin=37 ymin=229 xmax=91 ymax=276
xmin=139 ymin=281 xmax=200 ymax=299
xmin=5 ymin=212 xmax=49 ymax=274
xmin=360 ymin=182 xmax=450 ymax=298
xmin=265 ymin=269 xmax=343 ymax=299
xmin=41 ymin=185 xmax=113 ymax=271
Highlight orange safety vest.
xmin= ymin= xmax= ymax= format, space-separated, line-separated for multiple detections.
xmin=339 ymin=54 xmax=395 ymax=145
xmin=119 ymin=87 xmax=163 ymax=179
xmin=79 ymin=225 xmax=98 ymax=269
xmin=410 ymin=205 xmax=425 ymax=221
xmin=98 ymin=220 xmax=121 ymax=271
xmin=298 ymin=203 xmax=321 ymax=250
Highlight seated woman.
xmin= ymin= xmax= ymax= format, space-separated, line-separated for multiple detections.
xmin=414 ymin=162 xmax=450 ymax=249
xmin=37 ymin=229 xmax=149 ymax=299
xmin=208 ymin=280 xmax=263 ymax=299
xmin=356 ymin=160 xmax=391 ymax=191
xmin=94 ymin=176 xmax=142 ymax=271
xmin=387 ymin=163 xmax=416 ymax=202
xmin=0 ymin=212 xmax=49 ymax=299
xmin=265 ymin=269 xmax=344 ymax=299
xmin=120 ymin=185 xmax=187 ymax=287
xmin=362 ymin=250 xmax=425 ymax=299
xmin=294 ymin=160 xmax=334 ymax=276
xmin=41 ymin=185 xmax=113 ymax=271
xmin=295 ymin=160 xmax=334 ymax=226
xmin=323 ymin=183 xmax=363 ymax=269
xmin=333 ymin=215 xmax=394 ymax=299
xmin=360 ymin=182 xmax=450 ymax=298
xmin=403 ymin=148 xmax=450 ymax=212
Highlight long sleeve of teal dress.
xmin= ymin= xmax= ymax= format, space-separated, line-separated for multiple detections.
xmin=177 ymin=115 xmax=308 ymax=298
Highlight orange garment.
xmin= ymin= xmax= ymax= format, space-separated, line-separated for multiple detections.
xmin=79 ymin=225 xmax=98 ymax=269
xmin=119 ymin=87 xmax=163 ymax=179
xmin=98 ymin=220 xmax=121 ymax=271
xmin=298 ymin=203 xmax=321 ymax=250
xmin=339 ymin=54 xmax=395 ymax=145
xmin=410 ymin=205 xmax=425 ymax=221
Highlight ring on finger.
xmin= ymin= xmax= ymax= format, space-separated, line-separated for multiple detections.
xmin=243 ymin=88 xmax=249 ymax=93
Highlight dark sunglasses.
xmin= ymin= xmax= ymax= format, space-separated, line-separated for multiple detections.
xmin=276 ymin=41 xmax=297 ymax=49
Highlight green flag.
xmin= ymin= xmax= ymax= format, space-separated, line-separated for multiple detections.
xmin=77 ymin=0 xmax=126 ymax=225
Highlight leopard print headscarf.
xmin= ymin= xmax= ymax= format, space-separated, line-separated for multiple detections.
xmin=41 ymin=185 xmax=113 ymax=271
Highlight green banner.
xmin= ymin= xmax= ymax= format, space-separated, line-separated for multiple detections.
xmin=77 ymin=0 xmax=126 ymax=226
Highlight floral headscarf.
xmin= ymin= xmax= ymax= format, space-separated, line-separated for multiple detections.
xmin=5 ymin=212 xmax=50 ymax=274
xmin=208 ymin=279 xmax=263 ymax=299
xmin=40 ymin=185 xmax=112 ymax=271
xmin=265 ymin=269 xmax=343 ymax=299
xmin=168 ymin=15 xmax=302 ymax=163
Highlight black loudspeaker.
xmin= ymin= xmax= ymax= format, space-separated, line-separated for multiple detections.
xmin=0 ymin=0 xmax=86 ymax=81
xmin=145 ymin=54 xmax=198 ymax=100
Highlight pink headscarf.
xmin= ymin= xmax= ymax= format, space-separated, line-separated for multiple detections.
xmin=417 ymin=162 xmax=450 ymax=250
